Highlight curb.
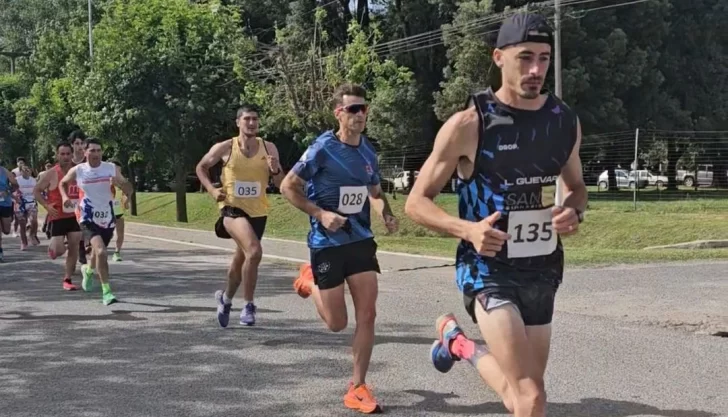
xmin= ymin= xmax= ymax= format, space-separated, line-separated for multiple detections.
xmin=643 ymin=240 xmax=728 ymax=250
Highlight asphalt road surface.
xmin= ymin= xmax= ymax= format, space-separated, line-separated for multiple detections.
xmin=1 ymin=224 xmax=726 ymax=417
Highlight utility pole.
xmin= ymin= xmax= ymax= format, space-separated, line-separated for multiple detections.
xmin=88 ymin=0 xmax=94 ymax=60
xmin=554 ymin=0 xmax=564 ymax=206
xmin=554 ymin=0 xmax=562 ymax=98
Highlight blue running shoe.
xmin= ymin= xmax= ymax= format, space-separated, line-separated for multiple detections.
xmin=215 ymin=290 xmax=232 ymax=328
xmin=430 ymin=340 xmax=455 ymax=373
xmin=435 ymin=313 xmax=465 ymax=362
xmin=240 ymin=302 xmax=256 ymax=326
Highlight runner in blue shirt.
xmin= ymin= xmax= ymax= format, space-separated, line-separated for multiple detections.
xmin=0 ymin=165 xmax=20 ymax=262
xmin=281 ymin=83 xmax=398 ymax=414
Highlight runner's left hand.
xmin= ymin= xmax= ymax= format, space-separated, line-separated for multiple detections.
xmin=552 ymin=206 xmax=579 ymax=236
xmin=266 ymin=155 xmax=282 ymax=174
xmin=383 ymin=214 xmax=398 ymax=234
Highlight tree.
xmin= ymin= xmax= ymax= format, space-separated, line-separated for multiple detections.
xmin=71 ymin=0 xmax=252 ymax=221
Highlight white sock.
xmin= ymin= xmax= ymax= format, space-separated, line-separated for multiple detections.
xmin=223 ymin=293 xmax=233 ymax=305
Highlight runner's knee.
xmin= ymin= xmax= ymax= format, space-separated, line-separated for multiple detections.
xmin=243 ymin=241 xmax=263 ymax=263
xmin=513 ymin=378 xmax=546 ymax=414
xmin=325 ymin=315 xmax=348 ymax=332
xmin=355 ymin=305 xmax=376 ymax=327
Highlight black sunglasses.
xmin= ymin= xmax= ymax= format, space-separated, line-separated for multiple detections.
xmin=338 ymin=104 xmax=368 ymax=114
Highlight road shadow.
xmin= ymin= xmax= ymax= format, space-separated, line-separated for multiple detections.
xmin=0 ymin=246 xmax=298 ymax=303
xmin=387 ymin=390 xmax=719 ymax=417
xmin=0 ymin=315 xmax=357 ymax=417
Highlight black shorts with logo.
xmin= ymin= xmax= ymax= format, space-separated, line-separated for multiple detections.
xmin=48 ymin=217 xmax=81 ymax=237
xmin=214 ymin=206 xmax=267 ymax=241
xmin=0 ymin=206 xmax=12 ymax=219
xmin=81 ymin=222 xmax=115 ymax=247
xmin=310 ymin=238 xmax=381 ymax=290
xmin=463 ymin=279 xmax=559 ymax=326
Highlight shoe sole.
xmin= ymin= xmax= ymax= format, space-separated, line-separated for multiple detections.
xmin=343 ymin=401 xmax=382 ymax=414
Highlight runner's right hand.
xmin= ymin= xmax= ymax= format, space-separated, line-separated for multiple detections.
xmin=211 ymin=188 xmax=226 ymax=202
xmin=319 ymin=210 xmax=347 ymax=232
xmin=467 ymin=211 xmax=511 ymax=257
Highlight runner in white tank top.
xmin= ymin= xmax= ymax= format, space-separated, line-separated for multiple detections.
xmin=14 ymin=166 xmax=40 ymax=249
xmin=76 ymin=161 xmax=116 ymax=229
xmin=59 ymin=138 xmax=134 ymax=306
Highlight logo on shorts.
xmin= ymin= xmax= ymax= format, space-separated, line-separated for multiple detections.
xmin=317 ymin=261 xmax=330 ymax=274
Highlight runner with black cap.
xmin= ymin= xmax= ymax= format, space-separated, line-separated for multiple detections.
xmin=404 ymin=12 xmax=587 ymax=417
xmin=281 ymin=83 xmax=398 ymax=414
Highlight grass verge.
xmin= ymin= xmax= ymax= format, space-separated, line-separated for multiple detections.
xmin=130 ymin=192 xmax=728 ymax=266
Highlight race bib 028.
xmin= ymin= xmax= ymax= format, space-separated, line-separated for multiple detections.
xmin=234 ymin=181 xmax=261 ymax=198
xmin=337 ymin=186 xmax=368 ymax=215
xmin=507 ymin=207 xmax=557 ymax=258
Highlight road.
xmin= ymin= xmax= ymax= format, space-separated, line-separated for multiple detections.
xmin=0 ymin=223 xmax=726 ymax=417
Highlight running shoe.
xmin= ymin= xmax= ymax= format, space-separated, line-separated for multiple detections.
xmin=62 ymin=278 xmax=78 ymax=291
xmin=81 ymin=264 xmax=94 ymax=292
xmin=112 ymin=252 xmax=122 ymax=262
xmin=240 ymin=302 xmax=256 ymax=326
xmin=430 ymin=313 xmax=465 ymax=373
xmin=343 ymin=382 xmax=382 ymax=414
xmin=215 ymin=290 xmax=232 ymax=328
xmin=102 ymin=291 xmax=117 ymax=306
xmin=293 ymin=263 xmax=314 ymax=298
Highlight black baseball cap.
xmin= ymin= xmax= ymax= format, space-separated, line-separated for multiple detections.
xmin=496 ymin=12 xmax=553 ymax=49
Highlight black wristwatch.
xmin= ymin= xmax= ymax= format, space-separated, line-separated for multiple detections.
xmin=575 ymin=208 xmax=584 ymax=223
xmin=270 ymin=169 xmax=281 ymax=176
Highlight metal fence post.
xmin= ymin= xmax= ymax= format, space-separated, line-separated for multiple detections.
xmin=633 ymin=128 xmax=640 ymax=211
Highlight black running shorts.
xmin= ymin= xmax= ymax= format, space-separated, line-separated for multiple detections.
xmin=464 ymin=280 xmax=559 ymax=326
xmin=81 ymin=222 xmax=115 ymax=248
xmin=310 ymin=238 xmax=380 ymax=290
xmin=0 ymin=206 xmax=12 ymax=219
xmin=48 ymin=217 xmax=81 ymax=237
xmin=215 ymin=206 xmax=267 ymax=241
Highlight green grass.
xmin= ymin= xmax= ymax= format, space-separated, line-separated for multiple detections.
xmin=129 ymin=192 xmax=728 ymax=266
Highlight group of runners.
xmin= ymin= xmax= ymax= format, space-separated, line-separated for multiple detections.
xmin=1 ymin=132 xmax=133 ymax=305
xmin=2 ymin=13 xmax=586 ymax=417
xmin=194 ymin=13 xmax=586 ymax=416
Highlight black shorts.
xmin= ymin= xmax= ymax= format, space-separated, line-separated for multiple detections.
xmin=310 ymin=238 xmax=381 ymax=290
xmin=464 ymin=280 xmax=559 ymax=326
xmin=214 ymin=206 xmax=267 ymax=241
xmin=81 ymin=222 xmax=115 ymax=247
xmin=0 ymin=206 xmax=12 ymax=219
xmin=48 ymin=217 xmax=81 ymax=237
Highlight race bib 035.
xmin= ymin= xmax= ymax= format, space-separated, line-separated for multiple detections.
xmin=234 ymin=181 xmax=261 ymax=198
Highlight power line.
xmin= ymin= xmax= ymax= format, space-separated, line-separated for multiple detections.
xmin=250 ymin=0 xmax=647 ymax=80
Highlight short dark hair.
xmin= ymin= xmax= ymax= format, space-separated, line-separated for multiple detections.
xmin=56 ymin=141 xmax=72 ymax=152
xmin=236 ymin=104 xmax=260 ymax=119
xmin=68 ymin=130 xmax=86 ymax=143
xmin=332 ymin=83 xmax=367 ymax=109
xmin=85 ymin=137 xmax=102 ymax=149
xmin=16 ymin=157 xmax=26 ymax=164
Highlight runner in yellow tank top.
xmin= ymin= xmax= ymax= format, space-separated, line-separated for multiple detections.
xmin=195 ymin=104 xmax=285 ymax=327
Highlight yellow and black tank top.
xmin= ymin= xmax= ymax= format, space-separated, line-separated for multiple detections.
xmin=220 ymin=136 xmax=270 ymax=217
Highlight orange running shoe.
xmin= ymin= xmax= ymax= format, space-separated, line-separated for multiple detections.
xmin=293 ymin=263 xmax=314 ymax=298
xmin=344 ymin=382 xmax=382 ymax=414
